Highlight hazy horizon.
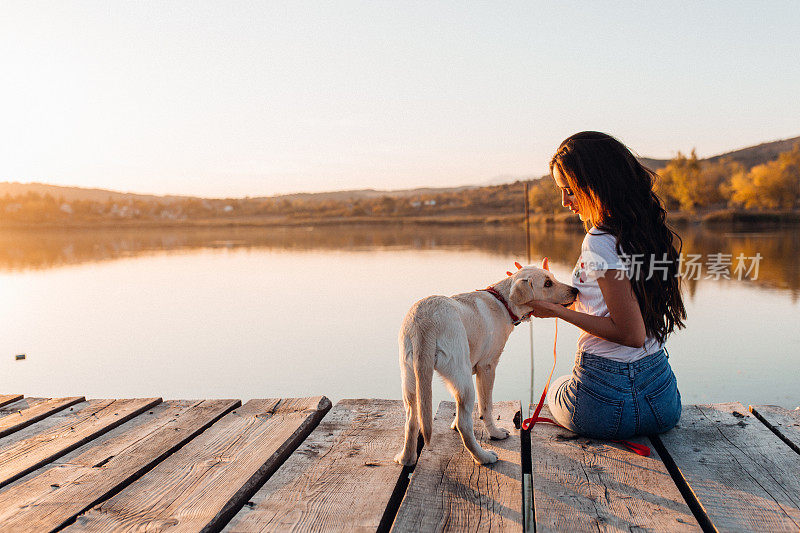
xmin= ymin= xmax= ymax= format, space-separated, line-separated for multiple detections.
xmin=6 ymin=132 xmax=799 ymax=200
xmin=2 ymin=1 xmax=799 ymax=197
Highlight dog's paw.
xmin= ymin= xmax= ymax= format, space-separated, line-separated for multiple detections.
xmin=450 ymin=419 xmax=458 ymax=431
xmin=473 ymin=449 xmax=499 ymax=465
xmin=394 ymin=452 xmax=417 ymax=466
xmin=489 ymin=427 xmax=510 ymax=440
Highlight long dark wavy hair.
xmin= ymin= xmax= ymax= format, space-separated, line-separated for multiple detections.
xmin=550 ymin=131 xmax=686 ymax=344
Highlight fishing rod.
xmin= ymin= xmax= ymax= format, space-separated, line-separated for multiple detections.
xmin=523 ymin=182 xmax=534 ymax=417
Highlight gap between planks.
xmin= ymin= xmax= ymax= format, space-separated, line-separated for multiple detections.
xmin=749 ymin=404 xmax=800 ymax=457
xmin=0 ymin=397 xmax=85 ymax=439
xmin=0 ymin=395 xmax=24 ymax=409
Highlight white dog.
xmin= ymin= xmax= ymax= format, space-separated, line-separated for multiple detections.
xmin=394 ymin=258 xmax=578 ymax=465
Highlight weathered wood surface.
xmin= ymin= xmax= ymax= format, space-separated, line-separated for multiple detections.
xmin=224 ymin=398 xmax=407 ymax=533
xmin=0 ymin=397 xmax=85 ymax=438
xmin=655 ymin=402 xmax=800 ymax=532
xmin=0 ymin=395 xmax=23 ymax=408
xmin=0 ymin=399 xmax=238 ymax=532
xmin=67 ymin=397 xmax=332 ymax=532
xmin=750 ymin=404 xmax=800 ymax=455
xmin=392 ymin=401 xmax=522 ymax=532
xmin=530 ymin=405 xmax=698 ymax=532
xmin=0 ymin=398 xmax=47 ymax=419
xmin=0 ymin=398 xmax=160 ymax=489
xmin=0 ymin=399 xmax=90 ymax=446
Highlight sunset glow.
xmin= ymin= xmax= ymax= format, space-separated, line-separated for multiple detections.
xmin=2 ymin=1 xmax=799 ymax=197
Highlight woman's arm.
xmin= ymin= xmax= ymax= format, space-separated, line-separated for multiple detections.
xmin=530 ymin=270 xmax=647 ymax=348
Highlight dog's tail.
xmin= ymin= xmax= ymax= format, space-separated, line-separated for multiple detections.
xmin=412 ymin=333 xmax=436 ymax=445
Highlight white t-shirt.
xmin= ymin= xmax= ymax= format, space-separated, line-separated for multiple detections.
xmin=572 ymin=228 xmax=663 ymax=362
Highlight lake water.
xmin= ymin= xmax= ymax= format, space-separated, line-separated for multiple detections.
xmin=1 ymin=224 xmax=798 ymax=409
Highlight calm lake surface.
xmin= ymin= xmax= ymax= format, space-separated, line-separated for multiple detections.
xmin=1 ymin=224 xmax=798 ymax=408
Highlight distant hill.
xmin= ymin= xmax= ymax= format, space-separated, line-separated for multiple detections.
xmin=264 ymin=185 xmax=478 ymax=204
xmin=480 ymin=174 xmax=539 ymax=186
xmin=1 ymin=135 xmax=797 ymax=204
xmin=637 ymin=135 xmax=800 ymax=171
xmin=704 ymin=136 xmax=800 ymax=169
xmin=0 ymin=182 xmax=188 ymax=204
xmin=638 ymin=157 xmax=670 ymax=170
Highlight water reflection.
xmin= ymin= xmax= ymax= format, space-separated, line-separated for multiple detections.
xmin=0 ymin=225 xmax=579 ymax=270
xmin=678 ymin=227 xmax=800 ymax=297
xmin=1 ymin=224 xmax=798 ymax=297
xmin=1 ymin=224 xmax=798 ymax=407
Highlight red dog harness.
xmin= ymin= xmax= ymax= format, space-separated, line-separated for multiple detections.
xmin=478 ymin=286 xmax=533 ymax=327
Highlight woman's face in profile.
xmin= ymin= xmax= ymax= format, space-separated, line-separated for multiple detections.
xmin=552 ymin=166 xmax=586 ymax=222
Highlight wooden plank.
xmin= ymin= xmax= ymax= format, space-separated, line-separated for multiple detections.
xmin=392 ymin=401 xmax=522 ymax=532
xmin=751 ymin=404 xmax=800 ymax=455
xmin=0 ymin=398 xmax=161 ymax=489
xmin=67 ymin=397 xmax=332 ymax=532
xmin=0 ymin=397 xmax=85 ymax=438
xmin=0 ymin=398 xmax=41 ymax=420
xmin=0 ymin=398 xmax=40 ymax=417
xmin=0 ymin=399 xmax=238 ymax=531
xmin=654 ymin=402 xmax=800 ymax=531
xmin=0 ymin=399 xmax=89 ymax=445
xmin=224 ymin=398 xmax=407 ymax=532
xmin=530 ymin=405 xmax=699 ymax=532
xmin=0 ymin=395 xmax=23 ymax=408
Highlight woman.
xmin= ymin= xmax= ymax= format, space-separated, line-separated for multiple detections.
xmin=531 ymin=131 xmax=686 ymax=439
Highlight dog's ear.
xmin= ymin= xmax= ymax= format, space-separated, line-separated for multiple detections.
xmin=541 ymin=257 xmax=550 ymax=271
xmin=509 ymin=278 xmax=534 ymax=304
xmin=514 ymin=261 xmax=523 ymax=270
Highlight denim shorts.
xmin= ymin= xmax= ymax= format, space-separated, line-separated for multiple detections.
xmin=547 ymin=348 xmax=681 ymax=440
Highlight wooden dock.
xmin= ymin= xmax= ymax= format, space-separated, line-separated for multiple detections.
xmin=0 ymin=394 xmax=798 ymax=531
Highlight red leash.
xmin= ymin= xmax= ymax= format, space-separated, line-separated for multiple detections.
xmin=520 ymin=318 xmax=651 ymax=457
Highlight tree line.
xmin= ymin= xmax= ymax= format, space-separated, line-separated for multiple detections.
xmin=2 ymin=143 xmax=799 ymax=225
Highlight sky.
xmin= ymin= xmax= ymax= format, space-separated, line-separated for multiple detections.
xmin=1 ymin=1 xmax=798 ymax=198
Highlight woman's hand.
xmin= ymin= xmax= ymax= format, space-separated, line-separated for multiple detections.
xmin=533 ymin=271 xmax=646 ymax=348
xmin=529 ymin=300 xmax=566 ymax=319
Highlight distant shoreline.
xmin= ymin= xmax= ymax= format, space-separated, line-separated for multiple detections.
xmin=1 ymin=209 xmax=798 ymax=231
